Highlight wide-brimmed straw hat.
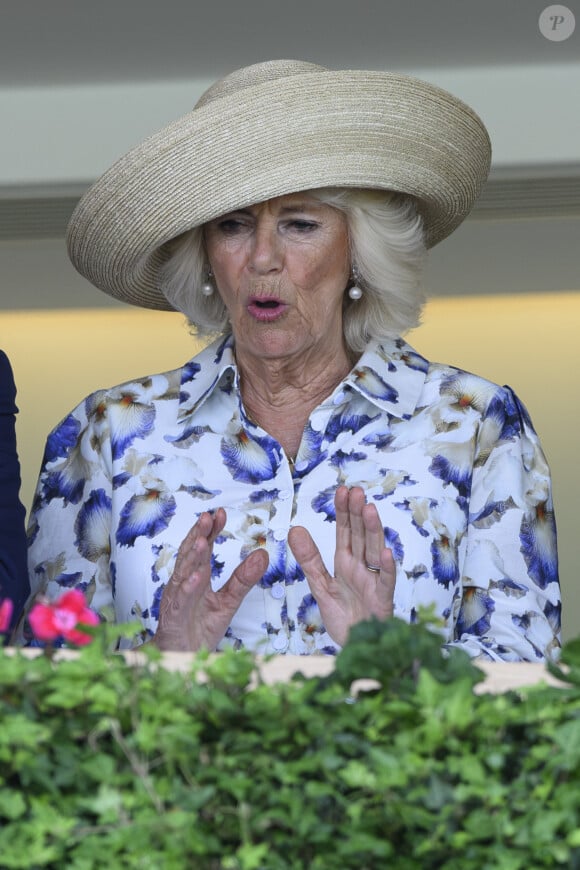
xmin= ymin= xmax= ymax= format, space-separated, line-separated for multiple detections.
xmin=66 ymin=59 xmax=492 ymax=311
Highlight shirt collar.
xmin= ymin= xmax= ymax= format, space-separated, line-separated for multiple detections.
xmin=177 ymin=334 xmax=429 ymax=423
xmin=343 ymin=337 xmax=429 ymax=419
xmin=177 ymin=334 xmax=238 ymax=423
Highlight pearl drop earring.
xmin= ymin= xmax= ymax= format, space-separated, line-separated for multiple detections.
xmin=348 ymin=264 xmax=363 ymax=300
xmin=201 ymin=266 xmax=215 ymax=297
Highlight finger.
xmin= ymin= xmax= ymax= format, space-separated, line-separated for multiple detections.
xmin=376 ymin=547 xmax=396 ymax=617
xmin=156 ymin=549 xmax=207 ymax=644
xmin=219 ymin=547 xmax=269 ymax=609
xmin=206 ymin=507 xmax=227 ymax=547
xmin=361 ymin=501 xmax=386 ymax=571
xmin=347 ymin=487 xmax=367 ymax=562
xmin=176 ymin=511 xmax=214 ymax=555
xmin=334 ymin=485 xmax=352 ymax=553
xmin=171 ymin=516 xmax=214 ymax=588
xmin=288 ymin=525 xmax=333 ymax=598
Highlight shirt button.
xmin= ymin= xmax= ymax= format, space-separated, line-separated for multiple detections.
xmin=271 ymin=634 xmax=288 ymax=652
xmin=272 ymin=528 xmax=287 ymax=542
xmin=270 ymin=582 xmax=285 ymax=599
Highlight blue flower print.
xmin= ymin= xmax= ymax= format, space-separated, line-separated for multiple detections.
xmin=373 ymin=469 xmax=415 ymax=499
xmin=490 ymin=577 xmax=528 ymax=598
xmin=456 ymin=587 xmax=494 ymax=637
xmin=113 ymin=472 xmax=132 ymax=489
xmin=108 ymin=392 xmax=156 ymax=460
xmin=511 ymin=611 xmax=551 ymax=660
xmin=508 ymin=388 xmax=535 ymax=431
xmin=395 ymin=348 xmax=430 ymax=374
xmin=519 ymin=503 xmax=558 ymax=589
xmin=405 ymin=564 xmax=429 ymax=581
xmin=544 ymin=599 xmax=562 ymax=636
xmin=440 ymin=371 xmax=497 ymax=415
xmin=294 ymin=424 xmax=326 ymax=474
xmin=240 ymin=533 xmax=285 ymax=589
xmin=383 ymin=527 xmax=404 ymax=562
xmin=431 ymin=534 xmax=459 ymax=588
xmin=428 ymin=450 xmax=473 ymax=497
xmin=483 ymin=393 xmax=521 ymax=443
xmin=170 ymin=419 xmax=213 ymax=447
xmin=312 ymin=486 xmax=338 ymax=522
xmin=330 ymin=449 xmax=368 ymax=470
xmin=470 ymin=496 xmax=518 ymax=529
xmin=180 ymin=360 xmax=202 ymax=385
xmin=213 ymin=334 xmax=235 ymax=364
xmin=326 ymin=407 xmax=375 ymax=442
xmin=362 ymin=430 xmax=395 ymax=451
xmin=110 ymin=561 xmax=117 ymax=598
xmin=222 ymin=626 xmax=244 ymax=650
xmin=42 ymin=440 xmax=91 ymax=506
xmin=33 ymin=559 xmax=83 ymax=590
xmin=150 ymin=583 xmax=165 ymax=620
xmin=221 ymin=426 xmax=281 ymax=483
xmin=248 ymin=488 xmax=280 ymax=506
xmin=394 ymin=497 xmax=438 ymax=538
xmin=297 ymin=593 xmax=325 ymax=639
xmin=116 ymin=489 xmax=177 ymax=547
xmin=280 ymin=600 xmax=296 ymax=635
xmin=352 ymin=367 xmax=399 ymax=403
xmin=43 ymin=413 xmax=81 ymax=464
xmin=211 ymin=551 xmax=225 ymax=581
xmin=74 ymin=489 xmax=113 ymax=561
xmin=151 ymin=543 xmax=178 ymax=585
xmin=283 ymin=547 xmax=305 ymax=585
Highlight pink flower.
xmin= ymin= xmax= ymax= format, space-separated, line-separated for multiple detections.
xmin=29 ymin=589 xmax=99 ymax=646
xmin=0 ymin=598 xmax=13 ymax=633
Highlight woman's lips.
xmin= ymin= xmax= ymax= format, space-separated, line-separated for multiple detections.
xmin=246 ymin=297 xmax=289 ymax=322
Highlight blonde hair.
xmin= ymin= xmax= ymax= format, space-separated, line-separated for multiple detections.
xmin=160 ymin=188 xmax=427 ymax=353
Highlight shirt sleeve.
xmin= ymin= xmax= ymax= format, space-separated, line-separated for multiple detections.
xmin=25 ymin=389 xmax=115 ymax=624
xmin=449 ymin=385 xmax=560 ymax=662
xmin=0 ymin=350 xmax=30 ymax=631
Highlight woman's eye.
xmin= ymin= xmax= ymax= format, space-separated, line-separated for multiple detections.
xmin=288 ymin=220 xmax=318 ymax=232
xmin=216 ymin=219 xmax=245 ymax=235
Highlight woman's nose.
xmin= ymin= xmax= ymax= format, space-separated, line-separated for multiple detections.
xmin=248 ymin=223 xmax=282 ymax=274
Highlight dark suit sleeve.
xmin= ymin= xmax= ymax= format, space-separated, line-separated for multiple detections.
xmin=0 ymin=350 xmax=30 ymax=632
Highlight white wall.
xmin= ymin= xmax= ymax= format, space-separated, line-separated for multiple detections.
xmin=1 ymin=63 xmax=579 ymax=187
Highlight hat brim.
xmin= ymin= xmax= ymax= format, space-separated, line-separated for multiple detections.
xmin=66 ymin=69 xmax=491 ymax=311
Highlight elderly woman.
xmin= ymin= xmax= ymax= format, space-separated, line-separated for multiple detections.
xmin=26 ymin=60 xmax=560 ymax=661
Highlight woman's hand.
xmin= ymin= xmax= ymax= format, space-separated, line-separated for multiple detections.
xmin=153 ymin=508 xmax=268 ymax=652
xmin=288 ymin=485 xmax=395 ymax=646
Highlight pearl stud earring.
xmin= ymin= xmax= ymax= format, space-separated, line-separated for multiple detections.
xmin=201 ymin=266 xmax=215 ymax=297
xmin=348 ymin=264 xmax=363 ymax=300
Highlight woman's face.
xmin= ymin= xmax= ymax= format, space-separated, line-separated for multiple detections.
xmin=204 ymin=193 xmax=351 ymax=366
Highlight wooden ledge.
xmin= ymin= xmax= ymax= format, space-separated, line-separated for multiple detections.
xmin=7 ymin=647 xmax=568 ymax=694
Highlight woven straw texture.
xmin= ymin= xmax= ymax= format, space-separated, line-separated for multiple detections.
xmin=67 ymin=60 xmax=491 ymax=310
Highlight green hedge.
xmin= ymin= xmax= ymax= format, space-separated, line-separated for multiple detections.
xmin=1 ymin=618 xmax=579 ymax=869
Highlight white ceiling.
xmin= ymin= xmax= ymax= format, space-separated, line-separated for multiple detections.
xmin=1 ymin=0 xmax=578 ymax=87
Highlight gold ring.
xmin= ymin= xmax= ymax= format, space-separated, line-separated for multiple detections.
xmin=366 ymin=564 xmax=381 ymax=574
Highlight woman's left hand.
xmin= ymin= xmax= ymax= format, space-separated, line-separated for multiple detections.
xmin=288 ymin=485 xmax=395 ymax=646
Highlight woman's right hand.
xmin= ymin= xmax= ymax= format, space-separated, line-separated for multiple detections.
xmin=153 ymin=508 xmax=268 ymax=652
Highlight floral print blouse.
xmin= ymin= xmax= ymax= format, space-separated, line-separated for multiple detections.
xmin=27 ymin=334 xmax=560 ymax=661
